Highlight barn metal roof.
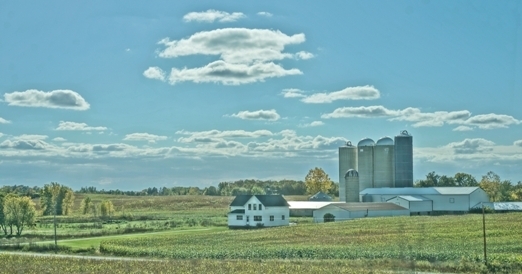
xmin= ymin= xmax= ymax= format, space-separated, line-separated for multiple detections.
xmin=288 ymin=201 xmax=342 ymax=209
xmin=360 ymin=187 xmax=481 ymax=195
xmin=394 ymin=195 xmax=431 ymax=202
xmin=474 ymin=202 xmax=522 ymax=211
xmin=321 ymin=202 xmax=408 ymax=211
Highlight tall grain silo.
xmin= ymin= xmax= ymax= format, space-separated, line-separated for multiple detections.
xmin=344 ymin=169 xmax=359 ymax=202
xmin=338 ymin=141 xmax=357 ymax=202
xmin=357 ymin=138 xmax=375 ymax=191
xmin=394 ymin=130 xmax=413 ymax=187
xmin=374 ymin=136 xmax=395 ymax=188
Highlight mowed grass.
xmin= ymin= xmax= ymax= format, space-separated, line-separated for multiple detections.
xmin=100 ymin=213 xmax=522 ymax=264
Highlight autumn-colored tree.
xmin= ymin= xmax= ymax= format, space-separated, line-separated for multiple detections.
xmin=100 ymin=200 xmax=114 ymax=219
xmin=40 ymin=182 xmax=75 ymax=216
xmin=305 ymin=167 xmax=333 ymax=194
xmin=80 ymin=196 xmax=92 ymax=215
xmin=3 ymin=195 xmax=37 ymax=236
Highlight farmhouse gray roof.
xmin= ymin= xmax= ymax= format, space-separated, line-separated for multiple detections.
xmin=229 ymin=209 xmax=245 ymax=214
xmin=230 ymin=195 xmax=289 ymax=207
xmin=360 ymin=187 xmax=481 ymax=196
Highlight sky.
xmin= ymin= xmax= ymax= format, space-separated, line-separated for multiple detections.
xmin=1 ymin=1 xmax=521 ymax=190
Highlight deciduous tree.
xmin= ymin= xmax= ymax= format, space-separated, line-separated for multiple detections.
xmin=100 ymin=200 xmax=114 ymax=219
xmin=80 ymin=196 xmax=92 ymax=215
xmin=3 ymin=195 xmax=36 ymax=236
xmin=305 ymin=167 xmax=333 ymax=194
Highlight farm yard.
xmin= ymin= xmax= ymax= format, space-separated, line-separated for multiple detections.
xmin=1 ymin=194 xmax=522 ymax=273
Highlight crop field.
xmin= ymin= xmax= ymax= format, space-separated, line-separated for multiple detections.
xmin=99 ymin=213 xmax=522 ymax=272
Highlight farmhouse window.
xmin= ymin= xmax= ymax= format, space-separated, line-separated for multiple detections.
xmin=282 ymin=215 xmax=285 ymax=220
xmin=450 ymin=198 xmax=455 ymax=203
xmin=259 ymin=204 xmax=262 ymax=210
xmin=270 ymin=216 xmax=274 ymax=221
xmin=248 ymin=204 xmax=251 ymax=210
xmin=254 ymin=216 xmax=262 ymax=222
xmin=253 ymin=204 xmax=257 ymax=210
xmin=236 ymin=215 xmax=243 ymax=220
xmin=247 ymin=216 xmax=249 ymax=222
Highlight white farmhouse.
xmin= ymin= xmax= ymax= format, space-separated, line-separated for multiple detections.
xmin=228 ymin=195 xmax=290 ymax=229
xmin=360 ymin=187 xmax=489 ymax=213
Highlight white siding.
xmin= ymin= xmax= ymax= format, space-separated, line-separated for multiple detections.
xmin=313 ymin=205 xmax=351 ymax=223
xmin=469 ymin=188 xmax=490 ymax=208
xmin=228 ymin=196 xmax=289 ymax=228
xmin=228 ymin=214 xmax=246 ymax=227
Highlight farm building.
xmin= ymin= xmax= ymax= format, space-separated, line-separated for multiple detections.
xmin=228 ymin=195 xmax=289 ymax=229
xmin=313 ymin=202 xmax=409 ymax=223
xmin=473 ymin=202 xmax=522 ymax=212
xmin=361 ymin=187 xmax=489 ymax=213
xmin=288 ymin=201 xmax=342 ymax=217
xmin=309 ymin=191 xmax=333 ymax=201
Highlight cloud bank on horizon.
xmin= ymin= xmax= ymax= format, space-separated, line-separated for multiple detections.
xmin=1 ymin=2 xmax=521 ymax=189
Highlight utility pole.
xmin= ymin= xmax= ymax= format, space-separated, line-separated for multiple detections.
xmin=54 ymin=202 xmax=57 ymax=253
xmin=482 ymin=202 xmax=487 ymax=265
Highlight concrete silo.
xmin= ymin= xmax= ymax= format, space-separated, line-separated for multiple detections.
xmin=338 ymin=141 xmax=357 ymax=202
xmin=344 ymin=169 xmax=359 ymax=202
xmin=374 ymin=137 xmax=395 ymax=188
xmin=394 ymin=130 xmax=413 ymax=187
xmin=357 ymin=138 xmax=375 ymax=191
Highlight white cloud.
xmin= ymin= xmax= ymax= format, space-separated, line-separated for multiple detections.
xmin=183 ymin=10 xmax=246 ymax=23
xmin=143 ymin=67 xmax=166 ymax=81
xmin=453 ymin=126 xmax=474 ymax=131
xmin=257 ymin=12 xmax=273 ymax=17
xmin=147 ymin=28 xmax=309 ymax=85
xmin=280 ymin=88 xmax=306 ymax=98
xmin=229 ymin=109 xmax=281 ymax=121
xmin=56 ymin=121 xmax=108 ymax=131
xmin=53 ymin=137 xmax=67 ymax=142
xmin=301 ymin=85 xmax=380 ymax=103
xmin=464 ymin=114 xmax=521 ymax=129
xmin=514 ymin=140 xmax=522 ymax=147
xmin=0 ymin=139 xmax=52 ymax=150
xmin=300 ymin=121 xmax=324 ymax=127
xmin=176 ymin=129 xmax=274 ymax=143
xmin=0 ymin=133 xmax=3 ymax=138
xmin=13 ymin=134 xmax=48 ymax=140
xmin=0 ymin=117 xmax=11 ymax=124
xmin=4 ymin=89 xmax=90 ymax=110
xmin=322 ymin=105 xmax=520 ymax=129
xmin=445 ymin=138 xmax=495 ymax=154
xmin=168 ymin=61 xmax=302 ymax=85
xmin=295 ymin=51 xmax=314 ymax=60
xmin=123 ymin=133 xmax=168 ymax=143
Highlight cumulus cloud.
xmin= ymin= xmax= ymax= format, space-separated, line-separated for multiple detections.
xmin=0 ymin=139 xmax=51 ymax=150
xmin=183 ymin=10 xmax=245 ymax=23
xmin=464 ymin=114 xmax=521 ymax=129
xmin=168 ymin=61 xmax=301 ymax=85
xmin=280 ymin=88 xmax=306 ymax=98
xmin=445 ymin=138 xmax=495 ymax=154
xmin=301 ymin=85 xmax=380 ymax=103
xmin=56 ymin=121 xmax=107 ymax=131
xmin=123 ymin=133 xmax=168 ymax=143
xmin=228 ymin=109 xmax=281 ymax=121
xmin=53 ymin=137 xmax=67 ymax=142
xmin=147 ymin=28 xmax=308 ymax=85
xmin=514 ymin=140 xmax=522 ymax=147
xmin=0 ymin=117 xmax=11 ymax=124
xmin=300 ymin=121 xmax=324 ymax=127
xmin=257 ymin=12 xmax=273 ymax=17
xmin=295 ymin=51 xmax=314 ymax=60
xmin=176 ymin=129 xmax=274 ymax=143
xmin=143 ymin=67 xmax=166 ymax=81
xmin=4 ymin=89 xmax=90 ymax=110
xmin=322 ymin=105 xmax=520 ymax=129
xmin=453 ymin=126 xmax=473 ymax=131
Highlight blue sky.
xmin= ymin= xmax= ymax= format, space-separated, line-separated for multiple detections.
xmin=1 ymin=1 xmax=521 ymax=190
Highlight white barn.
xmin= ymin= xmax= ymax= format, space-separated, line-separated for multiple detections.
xmin=360 ymin=187 xmax=489 ymax=213
xmin=313 ymin=202 xmax=409 ymax=223
xmin=228 ymin=195 xmax=290 ymax=229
